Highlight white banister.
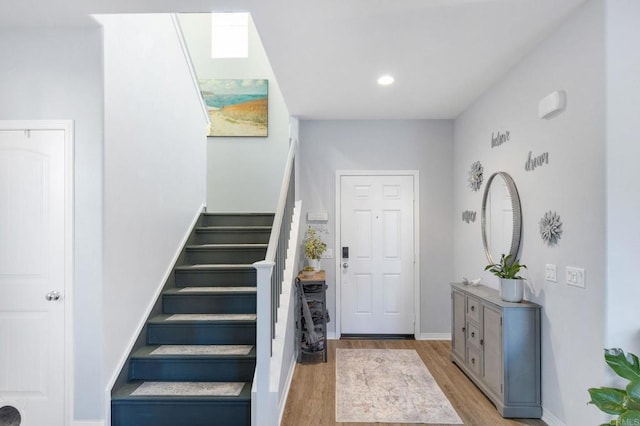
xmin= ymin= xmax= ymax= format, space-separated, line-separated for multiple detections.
xmin=252 ymin=260 xmax=275 ymax=425
xmin=265 ymin=139 xmax=297 ymax=262
xmin=252 ymin=138 xmax=298 ymax=426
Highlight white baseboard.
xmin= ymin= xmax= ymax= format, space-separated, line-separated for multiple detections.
xmin=542 ymin=407 xmax=565 ymax=426
xmin=278 ymin=353 xmax=297 ymax=426
xmin=74 ymin=421 xmax=104 ymax=426
xmin=417 ymin=333 xmax=451 ymax=340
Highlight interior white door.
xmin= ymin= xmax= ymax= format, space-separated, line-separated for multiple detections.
xmin=0 ymin=127 xmax=67 ymax=425
xmin=340 ymin=174 xmax=415 ymax=334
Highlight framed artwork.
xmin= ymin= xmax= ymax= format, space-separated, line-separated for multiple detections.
xmin=199 ymin=79 xmax=268 ymax=137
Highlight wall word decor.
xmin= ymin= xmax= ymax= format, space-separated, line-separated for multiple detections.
xmin=539 ymin=211 xmax=562 ymax=246
xmin=525 ymin=151 xmax=549 ymax=171
xmin=462 ymin=210 xmax=477 ymax=223
xmin=491 ymin=130 xmax=510 ymax=148
xmin=468 ymin=161 xmax=483 ymax=191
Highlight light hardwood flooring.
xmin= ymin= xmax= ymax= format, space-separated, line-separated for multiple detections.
xmin=281 ymin=339 xmax=546 ymax=426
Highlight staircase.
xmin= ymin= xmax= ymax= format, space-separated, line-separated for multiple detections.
xmin=111 ymin=212 xmax=274 ymax=426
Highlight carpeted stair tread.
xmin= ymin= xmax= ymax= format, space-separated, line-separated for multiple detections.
xmin=113 ymin=380 xmax=252 ymax=400
xmin=149 ymin=313 xmax=256 ymax=323
xmin=133 ymin=345 xmax=255 ymax=357
xmin=186 ymin=244 xmax=268 ymax=249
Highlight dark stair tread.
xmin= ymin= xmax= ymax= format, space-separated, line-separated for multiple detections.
xmin=175 ymin=264 xmax=255 ymax=270
xmin=196 ymin=226 xmax=272 ymax=231
xmin=163 ymin=287 xmax=257 ymax=295
xmin=112 ymin=380 xmax=252 ymax=401
xmin=131 ymin=345 xmax=256 ymax=359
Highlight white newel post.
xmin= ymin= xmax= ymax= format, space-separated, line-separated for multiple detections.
xmin=252 ymin=260 xmax=275 ymax=426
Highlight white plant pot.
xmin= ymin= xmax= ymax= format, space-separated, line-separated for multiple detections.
xmin=500 ymin=278 xmax=524 ymax=303
xmin=307 ymin=258 xmax=320 ymax=271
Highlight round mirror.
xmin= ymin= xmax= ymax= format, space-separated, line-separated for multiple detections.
xmin=481 ymin=172 xmax=522 ymax=265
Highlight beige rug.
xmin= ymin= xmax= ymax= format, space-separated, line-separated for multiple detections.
xmin=336 ymin=349 xmax=463 ymax=424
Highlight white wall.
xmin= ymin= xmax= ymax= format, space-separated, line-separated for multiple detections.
xmin=99 ymin=13 xmax=207 ymax=400
xmin=605 ymin=0 xmax=640 ymax=355
xmin=0 ymin=27 xmax=104 ymax=421
xmin=299 ymin=120 xmax=454 ymax=336
xmin=179 ymin=13 xmax=290 ymax=212
xmin=453 ymin=1 xmax=606 ymax=424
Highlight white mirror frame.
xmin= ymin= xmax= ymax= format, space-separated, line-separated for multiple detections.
xmin=481 ymin=171 xmax=522 ymax=265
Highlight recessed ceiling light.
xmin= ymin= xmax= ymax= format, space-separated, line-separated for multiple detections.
xmin=377 ymin=75 xmax=394 ymax=86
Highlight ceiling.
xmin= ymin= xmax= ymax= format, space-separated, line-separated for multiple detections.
xmin=0 ymin=0 xmax=588 ymax=119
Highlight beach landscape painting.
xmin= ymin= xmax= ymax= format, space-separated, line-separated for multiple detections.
xmin=199 ymin=79 xmax=268 ymax=137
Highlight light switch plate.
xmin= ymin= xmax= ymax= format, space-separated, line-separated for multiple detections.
xmin=566 ymin=266 xmax=586 ymax=288
xmin=545 ymin=264 xmax=557 ymax=282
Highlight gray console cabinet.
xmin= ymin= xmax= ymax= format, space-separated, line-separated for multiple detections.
xmin=450 ymin=282 xmax=542 ymax=418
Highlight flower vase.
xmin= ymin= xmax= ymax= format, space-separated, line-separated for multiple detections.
xmin=308 ymin=258 xmax=320 ymax=271
xmin=499 ymin=278 xmax=523 ymax=303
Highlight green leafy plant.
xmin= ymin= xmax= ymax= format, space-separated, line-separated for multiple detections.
xmin=484 ymin=254 xmax=527 ymax=279
xmin=588 ymin=348 xmax=640 ymax=425
xmin=303 ymin=226 xmax=326 ymax=260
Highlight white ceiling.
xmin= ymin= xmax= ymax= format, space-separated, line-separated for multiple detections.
xmin=0 ymin=0 xmax=588 ymax=119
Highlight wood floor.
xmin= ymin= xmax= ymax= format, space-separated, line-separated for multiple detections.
xmin=281 ymin=340 xmax=547 ymax=426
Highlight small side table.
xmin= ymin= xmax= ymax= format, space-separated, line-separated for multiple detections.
xmin=295 ymin=270 xmax=328 ymax=363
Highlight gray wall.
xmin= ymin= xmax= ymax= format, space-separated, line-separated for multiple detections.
xmin=99 ymin=15 xmax=208 ymax=417
xmin=453 ymin=1 xmax=606 ymax=424
xmin=299 ymin=120 xmax=454 ymax=336
xmin=179 ymin=13 xmax=290 ymax=212
xmin=0 ymin=27 xmax=105 ymax=420
xmin=605 ymin=0 xmax=640 ymax=355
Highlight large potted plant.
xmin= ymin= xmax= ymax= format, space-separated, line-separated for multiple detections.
xmin=304 ymin=226 xmax=326 ymax=271
xmin=485 ymin=253 xmax=527 ymax=302
xmin=588 ymin=348 xmax=640 ymax=424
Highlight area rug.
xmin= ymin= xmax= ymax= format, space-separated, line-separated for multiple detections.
xmin=335 ymin=349 xmax=463 ymax=424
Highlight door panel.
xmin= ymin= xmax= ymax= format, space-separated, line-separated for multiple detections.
xmin=451 ymin=291 xmax=466 ymax=360
xmin=483 ymin=304 xmax=503 ymax=397
xmin=340 ymin=174 xmax=414 ymax=334
xmin=0 ymin=127 xmax=67 ymax=425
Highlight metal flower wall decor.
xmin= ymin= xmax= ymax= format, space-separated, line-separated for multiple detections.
xmin=468 ymin=161 xmax=483 ymax=191
xmin=539 ymin=211 xmax=563 ymax=246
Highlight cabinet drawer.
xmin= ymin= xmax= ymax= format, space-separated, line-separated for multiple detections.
xmin=467 ymin=296 xmax=480 ymax=323
xmin=467 ymin=346 xmax=481 ymax=375
xmin=467 ymin=322 xmax=480 ymax=348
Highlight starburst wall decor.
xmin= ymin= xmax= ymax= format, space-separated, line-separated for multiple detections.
xmin=468 ymin=161 xmax=483 ymax=191
xmin=539 ymin=211 xmax=563 ymax=246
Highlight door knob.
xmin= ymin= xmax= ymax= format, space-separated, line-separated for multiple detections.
xmin=342 ymin=262 xmax=349 ymax=268
xmin=45 ymin=290 xmax=61 ymax=301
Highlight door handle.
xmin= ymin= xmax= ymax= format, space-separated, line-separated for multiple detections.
xmin=342 ymin=262 xmax=349 ymax=269
xmin=45 ymin=290 xmax=61 ymax=301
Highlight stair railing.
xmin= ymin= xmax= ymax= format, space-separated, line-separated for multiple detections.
xmin=253 ymin=138 xmax=297 ymax=425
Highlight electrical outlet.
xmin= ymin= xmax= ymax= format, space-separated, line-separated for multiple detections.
xmin=566 ymin=266 xmax=586 ymax=288
xmin=545 ymin=264 xmax=557 ymax=282
xmin=321 ymin=249 xmax=333 ymax=259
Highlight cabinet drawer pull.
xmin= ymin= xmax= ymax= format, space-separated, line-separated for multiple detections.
xmin=471 ymin=305 xmax=475 ymax=312
xmin=480 ymin=339 xmax=484 ymax=346
xmin=471 ymin=358 xmax=476 ymax=364
xmin=471 ymin=331 xmax=475 ymax=338
xmin=462 ymin=327 xmax=466 ymax=332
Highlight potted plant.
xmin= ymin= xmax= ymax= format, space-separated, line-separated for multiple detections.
xmin=304 ymin=226 xmax=326 ymax=271
xmin=484 ymin=254 xmax=527 ymax=302
xmin=588 ymin=348 xmax=640 ymax=424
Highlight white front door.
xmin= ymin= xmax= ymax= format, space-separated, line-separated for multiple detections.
xmin=340 ymin=174 xmax=415 ymax=335
xmin=0 ymin=124 xmax=70 ymax=426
